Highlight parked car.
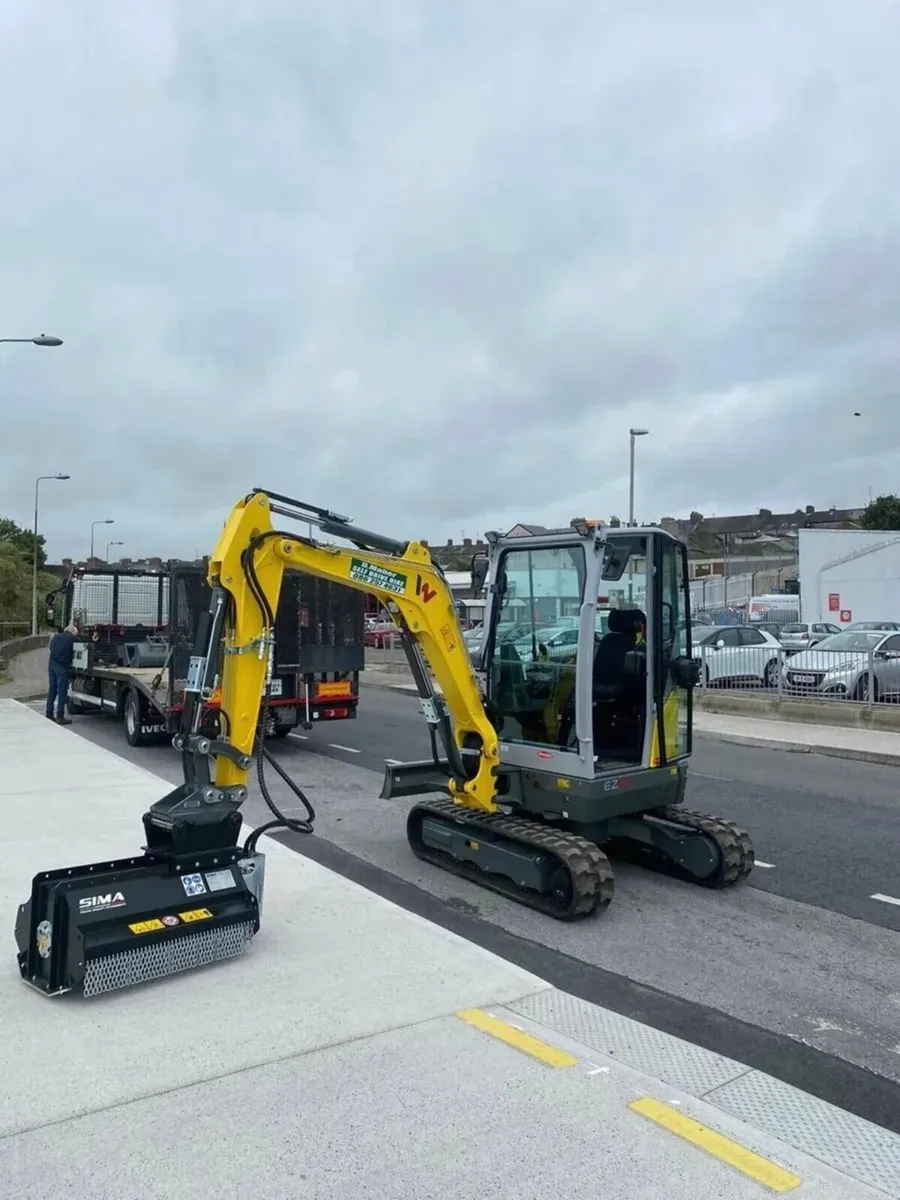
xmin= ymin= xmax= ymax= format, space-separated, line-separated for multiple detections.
xmin=779 ymin=621 xmax=842 ymax=655
xmin=364 ymin=619 xmax=398 ymax=648
xmin=688 ymin=624 xmax=783 ymax=688
xmin=844 ymin=621 xmax=900 ymax=632
xmin=754 ymin=621 xmax=786 ymax=640
xmin=782 ymin=630 xmax=900 ymax=702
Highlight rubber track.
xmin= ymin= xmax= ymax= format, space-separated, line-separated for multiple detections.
xmin=407 ymin=796 xmax=615 ymax=921
xmin=648 ymin=805 xmax=755 ymax=887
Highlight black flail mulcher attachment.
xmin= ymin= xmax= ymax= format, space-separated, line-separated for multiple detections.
xmin=14 ymin=784 xmax=266 ymax=998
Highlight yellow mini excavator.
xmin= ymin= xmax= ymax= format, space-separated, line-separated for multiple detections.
xmin=16 ymin=488 xmax=754 ymax=997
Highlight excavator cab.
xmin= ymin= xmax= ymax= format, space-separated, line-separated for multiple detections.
xmin=477 ymin=520 xmax=693 ymax=795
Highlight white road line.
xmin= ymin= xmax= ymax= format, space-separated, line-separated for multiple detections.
xmin=755 ymin=861 xmax=776 ymax=869
xmin=288 ymin=733 xmax=308 ymax=741
xmin=693 ymin=772 xmax=733 ymax=782
xmin=871 ymin=893 xmax=900 ymax=908
xmin=328 ymin=743 xmax=361 ymax=754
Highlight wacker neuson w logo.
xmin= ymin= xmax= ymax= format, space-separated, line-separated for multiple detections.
xmin=79 ymin=891 xmax=126 ymax=912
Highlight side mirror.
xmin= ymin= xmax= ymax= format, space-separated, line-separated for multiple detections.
xmin=600 ymin=544 xmax=628 ymax=581
xmin=44 ymin=593 xmax=57 ymax=628
xmin=471 ymin=552 xmax=490 ymax=594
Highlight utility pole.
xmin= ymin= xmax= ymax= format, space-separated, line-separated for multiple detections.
xmin=627 ymin=428 xmax=649 ymax=603
xmin=32 ymin=474 xmax=70 ymax=635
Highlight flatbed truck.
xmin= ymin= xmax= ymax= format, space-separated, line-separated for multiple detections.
xmin=46 ymin=562 xmax=365 ymax=747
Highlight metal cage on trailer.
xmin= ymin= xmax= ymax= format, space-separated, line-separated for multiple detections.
xmin=46 ymin=562 xmax=366 ymax=746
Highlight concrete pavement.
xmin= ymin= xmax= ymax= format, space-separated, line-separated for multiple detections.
xmin=2 ymin=697 xmax=898 ymax=1198
xmin=30 ymin=692 xmax=900 ymax=1119
xmin=360 ymin=667 xmax=900 ymax=766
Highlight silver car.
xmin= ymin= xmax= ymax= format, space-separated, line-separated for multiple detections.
xmin=782 ymin=630 xmax=900 ymax=702
xmin=779 ymin=621 xmax=841 ymax=655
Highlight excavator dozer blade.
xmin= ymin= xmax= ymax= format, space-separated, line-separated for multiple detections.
xmin=380 ymin=757 xmax=455 ymax=801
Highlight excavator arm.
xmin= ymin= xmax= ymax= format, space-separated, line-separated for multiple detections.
xmin=144 ymin=489 xmax=499 ymax=861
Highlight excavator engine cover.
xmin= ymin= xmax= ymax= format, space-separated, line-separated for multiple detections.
xmin=15 ymin=848 xmax=265 ymax=998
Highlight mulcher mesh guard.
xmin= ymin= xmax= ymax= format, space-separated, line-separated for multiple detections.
xmin=83 ymin=921 xmax=256 ymax=997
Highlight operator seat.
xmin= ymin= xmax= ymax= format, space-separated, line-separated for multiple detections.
xmin=593 ymin=608 xmax=646 ymax=755
xmin=592 ymin=608 xmax=638 ymax=700
xmin=492 ymin=638 xmax=527 ymax=735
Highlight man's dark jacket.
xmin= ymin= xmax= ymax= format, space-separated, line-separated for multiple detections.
xmin=48 ymin=631 xmax=76 ymax=670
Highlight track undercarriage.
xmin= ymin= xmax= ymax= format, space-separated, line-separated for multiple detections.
xmin=406 ymin=792 xmax=754 ymax=921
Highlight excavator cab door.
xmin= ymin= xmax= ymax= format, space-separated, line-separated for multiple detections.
xmin=481 ymin=528 xmax=607 ymax=781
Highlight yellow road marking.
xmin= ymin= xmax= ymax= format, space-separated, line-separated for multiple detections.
xmin=629 ymin=1097 xmax=802 ymax=1193
xmin=456 ymin=1009 xmax=578 ymax=1068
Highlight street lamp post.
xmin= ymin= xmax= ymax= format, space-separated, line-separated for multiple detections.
xmin=90 ymin=519 xmax=114 ymax=560
xmin=106 ymin=540 xmax=123 ymax=562
xmin=32 ymin=474 xmax=70 ymax=635
xmin=0 ymin=334 xmax=64 ymax=347
xmin=627 ymin=429 xmax=649 ymax=604
xmin=628 ymin=428 xmax=650 ymax=527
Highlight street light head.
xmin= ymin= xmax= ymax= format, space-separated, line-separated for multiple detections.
xmin=32 ymin=335 xmax=63 ymax=347
xmin=56 ymin=473 xmax=70 ymax=480
xmin=629 ymin=428 xmax=650 ymax=437
xmin=104 ymin=518 xmax=114 ymax=525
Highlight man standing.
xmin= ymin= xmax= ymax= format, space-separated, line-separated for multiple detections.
xmin=45 ymin=622 xmax=78 ymax=724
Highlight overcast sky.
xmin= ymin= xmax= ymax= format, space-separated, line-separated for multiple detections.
xmin=2 ymin=1 xmax=899 ymax=563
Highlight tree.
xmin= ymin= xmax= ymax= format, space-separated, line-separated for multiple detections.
xmin=859 ymin=494 xmax=900 ymax=532
xmin=0 ymin=516 xmax=47 ymax=571
xmin=0 ymin=541 xmax=58 ymax=630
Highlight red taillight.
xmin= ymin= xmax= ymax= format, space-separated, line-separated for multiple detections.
xmin=801 ymin=632 xmax=808 ymax=639
xmin=322 ymin=707 xmax=349 ymax=719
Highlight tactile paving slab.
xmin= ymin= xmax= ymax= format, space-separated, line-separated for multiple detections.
xmin=508 ymin=989 xmax=751 ymax=1094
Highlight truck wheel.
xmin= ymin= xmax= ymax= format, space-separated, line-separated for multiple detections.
xmin=124 ymin=690 xmax=152 ymax=748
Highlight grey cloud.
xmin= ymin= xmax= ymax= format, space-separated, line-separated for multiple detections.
xmin=2 ymin=0 xmax=899 ymax=563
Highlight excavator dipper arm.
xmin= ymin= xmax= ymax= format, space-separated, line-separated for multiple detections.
xmin=153 ymin=488 xmax=498 ymax=823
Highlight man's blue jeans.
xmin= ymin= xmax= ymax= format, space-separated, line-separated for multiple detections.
xmin=45 ymin=665 xmax=70 ymax=719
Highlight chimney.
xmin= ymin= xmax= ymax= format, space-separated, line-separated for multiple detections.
xmin=463 ymin=537 xmax=472 ymax=547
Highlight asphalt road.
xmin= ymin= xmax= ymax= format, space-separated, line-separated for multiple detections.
xmin=35 ymin=686 xmax=900 ymax=1130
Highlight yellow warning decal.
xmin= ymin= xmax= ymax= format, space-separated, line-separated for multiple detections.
xmin=129 ymin=919 xmax=165 ymax=935
xmin=178 ymin=908 xmax=213 ymax=923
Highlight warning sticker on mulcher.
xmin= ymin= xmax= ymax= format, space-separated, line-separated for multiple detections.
xmin=181 ymin=872 xmax=207 ymax=897
xmin=178 ymin=908 xmax=213 ymax=923
xmin=129 ymin=918 xmax=166 ymax=935
xmin=204 ymin=868 xmax=236 ymax=892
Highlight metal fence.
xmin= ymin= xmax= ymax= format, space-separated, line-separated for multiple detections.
xmin=0 ymin=622 xmax=29 ymax=643
xmin=370 ymin=629 xmax=900 ymax=710
xmin=689 ymin=568 xmax=795 ymax=612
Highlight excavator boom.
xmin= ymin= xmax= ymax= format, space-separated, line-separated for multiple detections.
xmin=166 ymin=488 xmax=499 ymax=815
